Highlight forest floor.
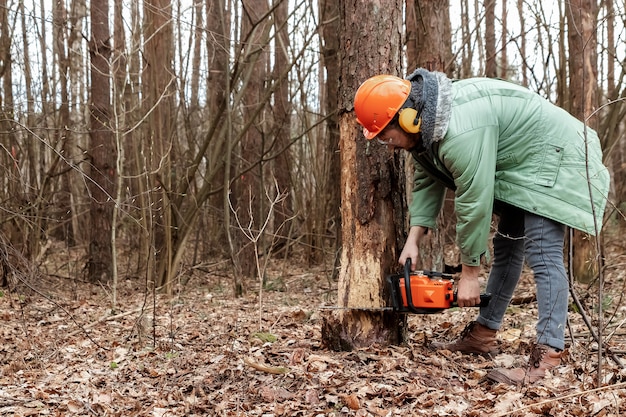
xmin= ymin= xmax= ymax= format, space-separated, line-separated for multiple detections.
xmin=2 ymin=231 xmax=626 ymax=416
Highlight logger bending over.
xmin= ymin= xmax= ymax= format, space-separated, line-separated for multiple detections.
xmin=353 ymin=69 xmax=610 ymax=385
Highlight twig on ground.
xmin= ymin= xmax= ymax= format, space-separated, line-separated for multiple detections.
xmin=243 ymin=356 xmax=289 ymax=374
xmin=569 ymin=284 xmax=624 ymax=368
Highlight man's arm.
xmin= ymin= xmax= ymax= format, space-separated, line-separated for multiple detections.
xmin=398 ymin=225 xmax=428 ymax=270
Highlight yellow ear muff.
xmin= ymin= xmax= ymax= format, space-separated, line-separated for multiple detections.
xmin=398 ymin=108 xmax=422 ymax=134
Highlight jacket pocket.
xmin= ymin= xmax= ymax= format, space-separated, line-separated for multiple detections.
xmin=535 ymin=144 xmax=563 ymax=187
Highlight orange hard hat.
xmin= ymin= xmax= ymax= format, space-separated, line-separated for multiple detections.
xmin=354 ymin=75 xmax=411 ymax=139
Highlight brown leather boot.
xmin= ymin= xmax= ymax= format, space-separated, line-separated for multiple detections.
xmin=431 ymin=321 xmax=498 ymax=355
xmin=487 ymin=344 xmax=563 ymax=385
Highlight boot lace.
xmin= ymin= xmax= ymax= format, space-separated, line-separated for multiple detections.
xmin=459 ymin=321 xmax=477 ymax=340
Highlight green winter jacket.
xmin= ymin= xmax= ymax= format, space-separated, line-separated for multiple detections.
xmin=409 ymin=78 xmax=610 ymax=266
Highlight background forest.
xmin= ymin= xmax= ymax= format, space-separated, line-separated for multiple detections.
xmin=1 ymin=0 xmax=626 ymax=416
xmin=1 ymin=0 xmax=625 ymax=291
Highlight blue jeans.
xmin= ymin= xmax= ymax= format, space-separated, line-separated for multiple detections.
xmin=476 ymin=202 xmax=569 ymax=350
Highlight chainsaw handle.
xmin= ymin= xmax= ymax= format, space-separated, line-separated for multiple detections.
xmin=452 ymin=293 xmax=491 ymax=308
xmin=402 ymin=259 xmax=418 ymax=313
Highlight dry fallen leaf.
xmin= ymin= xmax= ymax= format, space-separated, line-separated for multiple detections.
xmin=260 ymin=385 xmax=295 ymax=402
xmin=499 ymin=328 xmax=522 ymax=342
xmin=342 ymin=393 xmax=360 ymax=410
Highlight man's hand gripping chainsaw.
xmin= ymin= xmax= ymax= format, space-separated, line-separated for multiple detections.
xmin=387 ymin=259 xmax=491 ymax=314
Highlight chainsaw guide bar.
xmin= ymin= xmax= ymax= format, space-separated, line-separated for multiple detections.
xmin=317 ymin=306 xmax=395 ymax=312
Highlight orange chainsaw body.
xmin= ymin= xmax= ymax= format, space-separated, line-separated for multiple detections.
xmin=398 ymin=273 xmax=454 ymax=309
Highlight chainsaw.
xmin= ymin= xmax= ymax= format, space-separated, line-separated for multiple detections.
xmin=386 ymin=259 xmax=491 ymax=314
xmin=319 ymin=260 xmax=490 ymax=313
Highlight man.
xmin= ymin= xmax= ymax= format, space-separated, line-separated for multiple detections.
xmin=353 ymin=69 xmax=610 ymax=385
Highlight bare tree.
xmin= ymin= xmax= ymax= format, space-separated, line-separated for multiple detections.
xmin=499 ymin=0 xmax=508 ymax=78
xmin=556 ymin=1 xmax=569 ymax=104
xmin=459 ymin=0 xmax=473 ymax=77
xmin=315 ymin=0 xmax=342 ymax=267
xmin=321 ymin=0 xmax=406 ymax=350
xmin=0 ymin=0 xmax=16 ymax=204
xmin=125 ymin=0 xmax=146 ymax=279
xmin=484 ymin=0 xmax=496 ymax=77
xmin=599 ymin=0 xmax=626 ymax=205
xmin=234 ymin=0 xmax=271 ymax=281
xmin=407 ymin=1 xmax=453 ymax=73
xmin=566 ymin=0 xmax=601 ymax=284
xmin=473 ymin=0 xmax=485 ymax=75
xmin=271 ymin=0 xmax=294 ymax=256
xmin=113 ymin=0 xmax=127 ymax=116
xmin=65 ymin=0 xmax=90 ymax=248
xmin=516 ymin=0 xmax=528 ymax=85
xmin=206 ymin=0 xmax=235 ymax=284
xmin=143 ymin=0 xmax=176 ymax=289
xmin=604 ymin=0 xmax=616 ymax=100
xmin=52 ymin=0 xmax=74 ymax=245
xmin=189 ymin=0 xmax=203 ymax=112
xmin=87 ymin=0 xmax=116 ymax=282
